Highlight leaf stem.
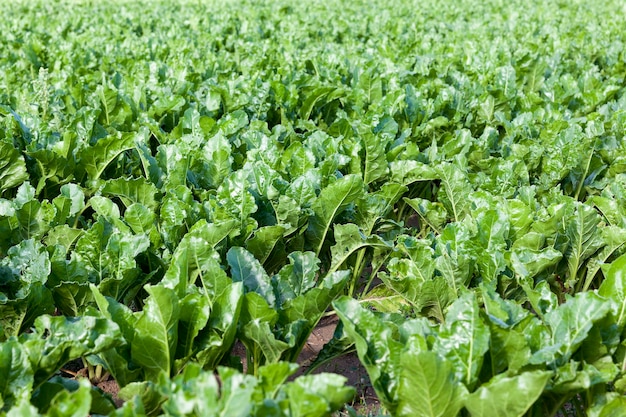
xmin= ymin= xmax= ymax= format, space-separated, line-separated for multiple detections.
xmin=574 ymin=139 xmax=594 ymax=201
xmin=348 ymin=248 xmax=367 ymax=298
xmin=360 ymin=252 xmax=389 ymax=296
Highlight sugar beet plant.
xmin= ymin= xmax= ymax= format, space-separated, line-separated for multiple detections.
xmin=2 ymin=0 xmax=626 ymax=415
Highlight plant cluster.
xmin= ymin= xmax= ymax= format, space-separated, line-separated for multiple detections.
xmin=2 ymin=0 xmax=626 ymax=415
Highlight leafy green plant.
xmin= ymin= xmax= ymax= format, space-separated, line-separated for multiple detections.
xmin=2 ymin=0 xmax=626 ymax=414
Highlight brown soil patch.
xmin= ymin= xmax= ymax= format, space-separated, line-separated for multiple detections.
xmin=96 ymin=379 xmax=123 ymax=408
xmin=295 ymin=315 xmax=380 ymax=413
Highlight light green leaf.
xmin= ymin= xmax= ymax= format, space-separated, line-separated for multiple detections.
xmin=599 ymin=252 xmax=626 ymax=329
xmin=397 ymin=350 xmax=466 ymax=417
xmin=78 ymin=132 xmax=137 ymax=182
xmin=101 ymin=177 xmax=160 ymax=210
xmin=584 ymin=226 xmax=626 ymax=291
xmin=434 ymin=292 xmax=490 ymax=390
xmin=0 ymin=339 xmax=33 ymax=411
xmin=329 ymin=223 xmax=392 ymax=272
xmin=404 ymin=197 xmax=448 ymax=233
xmin=362 ymin=130 xmax=389 ymax=185
xmin=464 ymin=371 xmax=551 ymax=417
xmin=530 ymin=291 xmax=610 ymax=366
xmin=390 ymin=160 xmax=437 ymax=186
xmin=21 ymin=315 xmax=121 ymax=386
xmin=563 ymin=203 xmax=604 ymax=290
xmin=132 ymin=285 xmax=180 ymax=381
xmin=437 ymin=163 xmax=471 ymax=222
xmin=333 ymin=296 xmax=404 ymax=414
xmin=246 ymin=225 xmax=286 ymax=266
xmin=307 ymin=174 xmax=364 ymax=256
xmin=0 ymin=141 xmax=28 ymax=196
xmin=272 ymin=251 xmax=320 ymax=303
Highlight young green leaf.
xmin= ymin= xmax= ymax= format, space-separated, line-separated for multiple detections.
xmin=131 ymin=285 xmax=180 ymax=381
xmin=397 ymin=350 xmax=467 ymax=417
xmin=306 ymin=174 xmax=364 ymax=256
xmin=434 ymin=292 xmax=490 ymax=390
xmin=228 ymin=247 xmax=275 ymax=306
xmin=464 ymin=371 xmax=551 ymax=417
xmin=0 ymin=141 xmax=28 ymax=196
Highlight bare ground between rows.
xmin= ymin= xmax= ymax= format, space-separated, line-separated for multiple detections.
xmin=61 ymin=315 xmax=380 ymax=415
xmin=231 ymin=314 xmax=380 ymax=414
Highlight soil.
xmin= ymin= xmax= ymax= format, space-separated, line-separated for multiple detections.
xmin=230 ymin=314 xmax=381 ymax=414
xmin=294 ymin=315 xmax=380 ymax=413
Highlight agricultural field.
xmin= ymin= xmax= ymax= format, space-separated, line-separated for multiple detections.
xmin=2 ymin=0 xmax=626 ymax=415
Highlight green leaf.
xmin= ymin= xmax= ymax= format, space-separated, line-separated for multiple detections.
xmin=418 ymin=278 xmax=457 ymax=323
xmin=0 ymin=338 xmax=33 ymax=411
xmin=42 ymin=378 xmax=92 ymax=417
xmin=31 ymin=376 xmax=115 ymax=416
xmin=464 ymin=371 xmax=551 ymax=417
xmin=246 ymin=225 xmax=286 ymax=266
xmin=362 ymin=130 xmax=389 ymax=185
xmin=509 ymin=247 xmax=562 ymax=279
xmin=280 ymin=270 xmax=350 ymax=361
xmin=397 ymin=350 xmax=466 ymax=417
xmin=77 ymin=132 xmax=137 ymax=182
xmin=0 ymin=239 xmax=54 ymax=336
xmin=473 ymin=209 xmax=509 ymax=282
xmin=174 ymin=291 xmax=210 ymax=372
xmin=195 ymin=275 xmax=243 ymax=370
xmin=228 ymin=246 xmax=275 ymax=306
xmin=588 ymin=394 xmax=626 ymax=417
xmin=272 ymin=251 xmax=320 ymax=303
xmin=356 ymin=182 xmax=407 ymax=233
xmin=48 ymin=252 xmax=92 ymax=316
xmin=162 ymin=219 xmax=235 ymax=297
xmin=299 ymin=87 xmax=341 ymax=120
xmin=52 ymin=184 xmax=85 ymax=225
xmin=124 ymin=204 xmax=156 ymax=236
xmin=530 ymin=291 xmax=610 ymax=366
xmin=390 ymin=160 xmax=437 ymax=186
xmin=333 ymin=296 xmax=404 ymax=413
xmin=307 ymin=174 xmax=364 ymax=256
xmin=563 ymin=203 xmax=604 ymax=290
xmin=282 ymin=373 xmax=355 ymax=417
xmin=404 ymin=197 xmax=447 ymax=234
xmin=21 ymin=315 xmax=122 ymax=386
xmin=101 ymin=177 xmax=160 ymax=210
xmin=380 ymin=237 xmax=437 ymax=309
xmin=361 ymin=285 xmax=410 ymax=314
xmin=44 ymin=225 xmax=83 ymax=250
xmin=481 ymin=285 xmax=532 ymax=373
xmin=329 ymin=223 xmax=392 ymax=272
xmin=217 ymin=170 xmax=258 ymax=240
xmin=117 ymin=381 xmax=163 ymax=415
xmin=599 ymin=252 xmax=626 ymax=329
xmin=162 ymin=364 xmax=253 ymax=417
xmin=434 ymin=292 xmax=490 ymax=390
xmin=0 ymin=141 xmax=28 ymax=195
xmin=522 ymin=281 xmax=559 ymax=319
xmin=584 ymin=226 xmax=626 ymax=291
xmin=437 ymin=163 xmax=471 ymax=222
xmin=435 ymin=223 xmax=476 ymax=292
xmin=132 ymin=285 xmax=180 ymax=381
xmin=239 ymin=292 xmax=289 ymax=368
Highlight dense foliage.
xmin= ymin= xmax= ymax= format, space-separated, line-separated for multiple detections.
xmin=2 ymin=0 xmax=626 ymax=415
